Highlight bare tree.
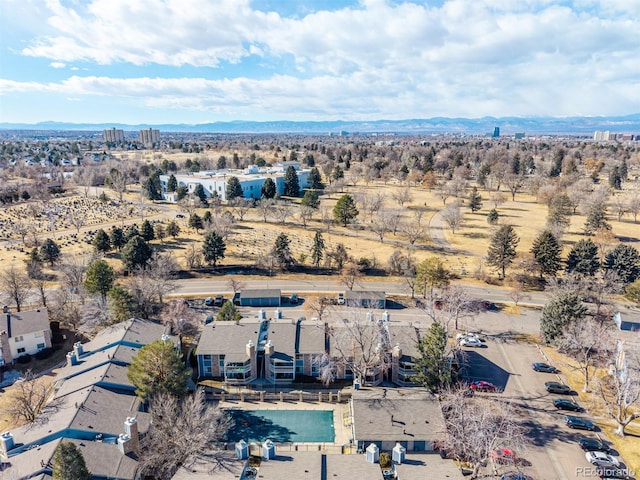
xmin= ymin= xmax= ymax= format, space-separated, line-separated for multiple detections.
xmin=299 ymin=204 xmax=315 ymax=228
xmin=370 ymin=208 xmax=390 ymax=242
xmin=304 ymin=296 xmax=331 ymax=323
xmin=59 ymin=255 xmax=89 ymax=302
xmin=339 ymin=261 xmax=362 ymax=291
xmin=48 ymin=288 xmax=82 ymax=330
xmin=489 ymin=191 xmax=507 ymax=209
xmin=139 ymin=389 xmax=231 ymax=480
xmin=507 ymin=281 xmax=531 ymax=307
xmin=401 ymin=209 xmax=426 ymax=245
xmin=431 ymin=285 xmax=475 ymax=331
xmin=594 ymin=345 xmax=640 ymax=436
xmin=0 ymin=265 xmax=31 ymax=312
xmin=438 ymin=386 xmax=526 ymax=478
xmin=144 ymin=251 xmax=179 ymax=306
xmin=323 ymin=309 xmax=393 ymax=386
xmin=229 ymin=198 xmax=252 ymax=221
xmin=11 ymin=219 xmax=30 ymax=245
xmin=503 ymin=173 xmax=525 ymax=201
xmin=6 ymin=370 xmax=58 ymax=425
xmin=206 ymin=210 xmax=235 ymax=240
xmin=160 ymin=299 xmax=199 ymax=339
xmin=256 ymin=198 xmax=274 ymax=223
xmin=67 ymin=209 xmax=86 ymax=235
xmin=106 ymin=168 xmax=128 ymax=203
xmin=391 ymin=186 xmax=413 ymax=206
xmin=613 ymin=195 xmax=627 ymax=222
xmin=271 ymin=200 xmax=291 ymax=224
xmin=626 ymin=192 xmax=640 ymax=223
xmin=227 ymin=278 xmax=246 ymax=294
xmin=26 ymin=261 xmax=48 ymax=307
xmin=441 ymin=201 xmax=464 ymax=234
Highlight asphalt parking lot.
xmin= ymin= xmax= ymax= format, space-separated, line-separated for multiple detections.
xmin=461 ymin=337 xmax=629 ymax=480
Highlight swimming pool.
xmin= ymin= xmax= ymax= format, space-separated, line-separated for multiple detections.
xmin=227 ymin=409 xmax=335 ymax=443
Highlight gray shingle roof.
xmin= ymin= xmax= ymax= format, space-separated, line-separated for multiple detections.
xmin=0 ymin=308 xmax=49 ymax=337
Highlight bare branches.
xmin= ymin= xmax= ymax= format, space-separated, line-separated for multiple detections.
xmin=6 ymin=370 xmax=56 ymax=426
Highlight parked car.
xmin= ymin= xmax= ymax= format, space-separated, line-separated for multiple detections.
xmin=456 ymin=332 xmax=480 ymax=341
xmin=491 ymin=448 xmax=517 ymax=464
xmin=586 ymin=451 xmax=620 ymax=468
xmin=290 ymin=293 xmax=299 ymax=304
xmin=232 ymin=292 xmax=241 ymax=305
xmin=545 ymin=382 xmax=573 ymax=394
xmin=204 ymin=297 xmax=214 ymax=306
xmin=532 ymin=362 xmax=558 ymax=373
xmin=553 ymin=398 xmax=583 ymax=412
xmin=337 ymin=293 xmax=345 ymax=305
xmin=460 ymin=336 xmax=483 ymax=347
xmin=176 ymin=214 xmax=185 ymax=218
xmin=564 ymin=415 xmax=596 ymax=431
xmin=500 ymin=474 xmax=533 ymax=480
xmin=578 ymin=438 xmax=614 ymax=454
xmin=470 ymin=381 xmax=496 ymax=392
xmin=214 ymin=294 xmax=224 ymax=306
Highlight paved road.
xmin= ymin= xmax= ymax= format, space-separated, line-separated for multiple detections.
xmin=428 ymin=208 xmax=450 ymax=250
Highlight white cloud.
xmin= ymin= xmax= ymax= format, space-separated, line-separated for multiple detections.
xmin=49 ymin=61 xmax=66 ymax=68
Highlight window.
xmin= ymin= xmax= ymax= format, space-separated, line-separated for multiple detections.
xmin=14 ymin=335 xmax=24 ymax=342
xmin=37 ymin=343 xmax=45 ymax=349
xmin=17 ymin=348 xmax=26 ymax=354
xmin=219 ymin=355 xmax=226 ymax=368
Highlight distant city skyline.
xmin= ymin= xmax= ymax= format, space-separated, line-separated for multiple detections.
xmin=1 ymin=0 xmax=639 ymax=125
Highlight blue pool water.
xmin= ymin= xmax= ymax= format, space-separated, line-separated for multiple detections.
xmin=227 ymin=409 xmax=335 ymax=443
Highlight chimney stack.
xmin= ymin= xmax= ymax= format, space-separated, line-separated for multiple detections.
xmin=117 ymin=433 xmax=133 ymax=455
xmin=0 ymin=432 xmax=15 ymax=461
xmin=124 ymin=417 xmax=139 ymax=454
xmin=73 ymin=342 xmax=84 ymax=359
xmin=66 ymin=351 xmax=78 ymax=367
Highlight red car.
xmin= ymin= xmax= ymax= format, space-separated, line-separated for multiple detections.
xmin=491 ymin=448 xmax=517 ymax=464
xmin=470 ymin=381 xmax=496 ymax=392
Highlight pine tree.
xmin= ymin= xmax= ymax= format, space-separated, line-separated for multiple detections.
xmin=468 ymin=187 xmax=482 ymax=212
xmin=188 ymin=213 xmax=203 ymax=233
xmin=144 ymin=171 xmax=162 ymax=200
xmin=566 ymin=239 xmax=600 ymax=276
xmin=261 ymin=177 xmax=276 ymax=199
xmin=273 ymin=233 xmax=295 ymax=269
xmin=284 ymin=166 xmax=300 ymax=197
xmin=487 ymin=208 xmax=499 ymax=225
xmin=540 ymin=292 xmax=587 ymax=344
xmin=52 ymin=441 xmax=91 ymax=480
xmin=584 ymin=203 xmax=610 ymax=235
xmin=166 ymin=220 xmax=181 ymax=239
xmin=530 ymin=230 xmax=562 ymax=278
xmin=167 ymin=174 xmax=178 ymax=192
xmin=110 ymin=226 xmax=125 ymax=250
xmin=92 ymin=228 xmax=111 ymax=253
xmin=301 ymin=190 xmax=320 ymax=209
xmin=605 ymin=244 xmax=640 ymax=284
xmin=225 ymin=176 xmax=244 ymax=201
xmin=486 ymin=225 xmax=519 ymax=278
xmin=39 ymin=238 xmax=61 ymax=266
xmin=311 ymin=231 xmax=325 ymax=267
xmin=412 ymin=323 xmax=451 ymax=392
xmin=84 ymin=260 xmax=115 ymax=302
xmin=127 ymin=339 xmax=190 ymax=401
xmin=202 ymin=231 xmax=226 ymax=267
xmin=140 ymin=219 xmax=155 ymax=241
xmin=308 ymin=167 xmax=324 ymax=189
xmin=193 ymin=183 xmax=208 ymax=205
xmin=121 ymin=235 xmax=153 ymax=271
xmin=333 ymin=194 xmax=359 ymax=226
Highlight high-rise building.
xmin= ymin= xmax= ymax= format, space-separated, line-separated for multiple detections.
xmin=103 ymin=128 xmax=124 ymax=143
xmin=492 ymin=127 xmax=500 ymax=138
xmin=593 ymin=130 xmax=612 ymax=141
xmin=139 ymin=128 xmax=160 ymax=147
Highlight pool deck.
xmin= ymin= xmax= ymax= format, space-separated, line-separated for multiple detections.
xmin=219 ymin=398 xmax=353 ymax=448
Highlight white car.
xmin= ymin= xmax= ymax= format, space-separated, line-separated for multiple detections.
xmin=456 ymin=332 xmax=480 ymax=341
xmin=459 ymin=336 xmax=483 ymax=347
xmin=585 ymin=451 xmax=620 ymax=468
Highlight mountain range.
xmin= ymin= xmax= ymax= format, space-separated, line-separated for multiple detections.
xmin=1 ymin=114 xmax=639 ymax=135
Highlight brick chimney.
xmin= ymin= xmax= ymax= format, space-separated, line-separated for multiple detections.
xmin=124 ymin=417 xmax=139 ymax=454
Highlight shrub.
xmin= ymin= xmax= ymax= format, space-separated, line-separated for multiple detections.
xmin=16 ymin=354 xmax=32 ymax=364
xmin=35 ymin=348 xmax=54 ymax=360
xmin=379 ymin=452 xmax=392 ymax=469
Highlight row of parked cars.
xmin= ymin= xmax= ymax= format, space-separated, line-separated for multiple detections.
xmin=534 ymin=362 xmax=633 ymax=480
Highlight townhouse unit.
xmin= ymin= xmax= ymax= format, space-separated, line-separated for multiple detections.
xmin=159 ymin=162 xmax=311 ymax=202
xmin=0 ymin=307 xmax=52 ymax=366
xmin=0 ymin=318 xmax=177 ymax=479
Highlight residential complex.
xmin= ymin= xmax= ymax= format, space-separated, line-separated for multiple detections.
xmin=0 ymin=307 xmax=52 ymax=366
xmin=139 ymin=128 xmax=160 ymax=147
xmin=103 ymin=127 xmax=125 ymax=143
xmin=159 ymin=162 xmax=311 ymax=202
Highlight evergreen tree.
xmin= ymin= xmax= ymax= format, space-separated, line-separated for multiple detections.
xmin=548 ymin=148 xmax=565 ymax=177
xmin=52 ymin=441 xmax=91 ymax=480
xmin=193 ymin=183 xmax=208 ymax=205
xmin=283 ymin=165 xmax=300 ymax=197
xmin=261 ymin=177 xmax=276 ymax=199
xmin=121 ymin=235 xmax=153 ymax=271
xmin=166 ymin=220 xmax=181 ymax=239
xmin=108 ymin=285 xmax=135 ymax=322
xmin=468 ymin=187 xmax=482 ymax=212
xmin=301 ymin=189 xmax=320 ymax=209
xmin=332 ymin=165 xmax=344 ymax=181
xmin=311 ymin=231 xmax=325 ymax=267
xmin=217 ymin=301 xmax=242 ymax=322
xmin=333 ymin=194 xmax=359 ymax=226
xmin=609 ymin=166 xmax=622 ymax=190
xmin=124 ymin=224 xmax=140 ymax=242
xmin=140 ymin=219 xmax=155 ymax=241
xmin=547 ymin=193 xmax=572 ymax=228
xmin=176 ymin=185 xmax=188 ymax=201
xmin=217 ymin=155 xmax=227 ymax=170
xmin=530 ymin=230 xmax=562 ymax=278
xmin=605 ymin=244 xmax=640 ymax=284
xmin=487 ymin=208 xmax=499 ymax=225
xmin=92 ymin=228 xmax=111 ymax=253
xmin=566 ymin=239 xmax=600 ymax=276
xmin=167 ymin=174 xmax=178 ymax=192
xmin=584 ymin=203 xmax=610 ymax=235
xmin=188 ymin=213 xmax=203 ymax=233
xmin=273 ymin=233 xmax=295 ymax=269
xmin=127 ymin=339 xmax=190 ymax=401
xmin=412 ymin=323 xmax=451 ymax=392
xmin=540 ymin=292 xmax=587 ymax=344
xmin=416 ymin=257 xmax=450 ymax=298
xmin=39 ymin=238 xmax=61 ymax=266
xmin=144 ymin=171 xmax=163 ymax=200
xmin=226 ymin=176 xmax=244 ymax=201
xmin=486 ymin=225 xmax=519 ymax=278
xmin=110 ymin=226 xmax=125 ymax=250
xmin=308 ymin=167 xmax=324 ymax=189
xmin=84 ymin=259 xmax=115 ymax=302
xmin=202 ymin=210 xmax=212 ymax=223
xmin=202 ymin=231 xmax=226 ymax=267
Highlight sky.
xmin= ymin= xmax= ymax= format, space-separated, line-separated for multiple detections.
xmin=0 ymin=0 xmax=639 ymax=125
